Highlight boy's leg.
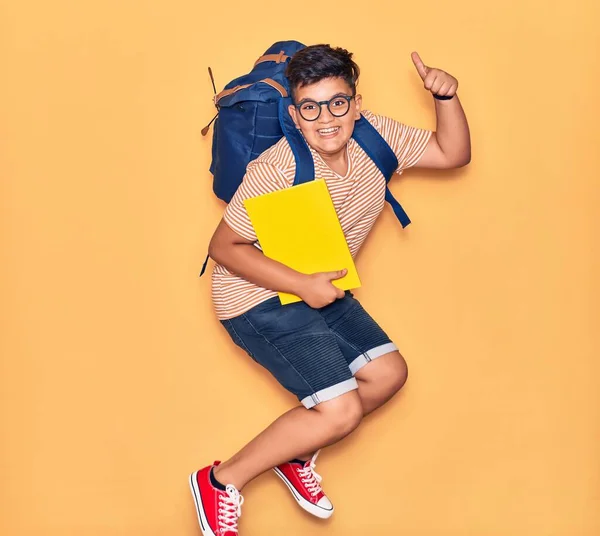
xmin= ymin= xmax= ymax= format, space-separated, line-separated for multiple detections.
xmin=214 ymin=389 xmax=362 ymax=489
xmin=290 ymin=293 xmax=408 ymax=464
xmin=213 ymin=297 xmax=364 ymax=490
xmin=191 ymin=394 xmax=355 ymax=532
xmin=291 ymin=354 xmax=406 ymax=459
xmin=354 ymin=350 xmax=408 ymax=415
xmin=292 ymin=351 xmax=407 ymax=461
xmin=321 ymin=292 xmax=409 ymax=416
xmin=190 ymin=294 xmax=407 ymax=534
xmin=190 ymin=298 xmax=359 ymax=533
xmin=269 ymin=295 xmax=409 ymax=498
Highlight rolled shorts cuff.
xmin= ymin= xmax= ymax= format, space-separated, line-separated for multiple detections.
xmin=348 ymin=342 xmax=398 ymax=375
xmin=300 ymin=378 xmax=359 ymax=409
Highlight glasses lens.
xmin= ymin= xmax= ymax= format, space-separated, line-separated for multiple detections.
xmin=299 ymin=101 xmax=320 ymax=121
xmin=328 ymin=96 xmax=350 ymax=117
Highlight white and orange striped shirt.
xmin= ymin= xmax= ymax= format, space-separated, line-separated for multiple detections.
xmin=212 ymin=111 xmax=432 ymax=320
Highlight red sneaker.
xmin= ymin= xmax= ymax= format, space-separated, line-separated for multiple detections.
xmin=189 ymin=462 xmax=244 ymax=535
xmin=273 ymin=451 xmax=333 ymax=519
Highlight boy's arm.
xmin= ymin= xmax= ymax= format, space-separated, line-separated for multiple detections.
xmin=410 ymin=52 xmax=471 ymax=169
xmin=209 ymin=219 xmax=346 ymax=308
xmin=209 ymin=218 xmax=305 ymax=295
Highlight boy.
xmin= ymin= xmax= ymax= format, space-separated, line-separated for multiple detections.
xmin=190 ymin=44 xmax=471 ymax=535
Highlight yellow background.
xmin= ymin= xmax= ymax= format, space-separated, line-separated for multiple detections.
xmin=1 ymin=0 xmax=598 ymax=535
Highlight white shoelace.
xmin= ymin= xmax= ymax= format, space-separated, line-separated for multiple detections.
xmin=218 ymin=484 xmax=244 ymax=533
xmin=297 ymin=450 xmax=323 ymax=497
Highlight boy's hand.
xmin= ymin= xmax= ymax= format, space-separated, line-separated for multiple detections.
xmin=296 ymin=269 xmax=347 ymax=309
xmin=411 ymin=52 xmax=458 ymax=98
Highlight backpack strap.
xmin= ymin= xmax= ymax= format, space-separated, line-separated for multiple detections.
xmin=215 ymin=78 xmax=288 ymax=105
xmin=278 ymin=98 xmax=315 ymax=186
xmin=199 ymin=253 xmax=209 ymax=277
xmin=254 ymin=51 xmax=290 ymax=66
xmin=352 ymin=116 xmax=411 ymax=228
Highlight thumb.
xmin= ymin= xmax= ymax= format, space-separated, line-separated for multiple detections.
xmin=411 ymin=51 xmax=428 ymax=80
xmin=324 ymin=268 xmax=348 ymax=281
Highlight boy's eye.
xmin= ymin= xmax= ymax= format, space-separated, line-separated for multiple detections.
xmin=301 ymin=103 xmax=316 ymax=111
xmin=332 ymin=99 xmax=345 ymax=107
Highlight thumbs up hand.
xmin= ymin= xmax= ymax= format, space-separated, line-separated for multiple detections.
xmin=411 ymin=52 xmax=458 ymax=98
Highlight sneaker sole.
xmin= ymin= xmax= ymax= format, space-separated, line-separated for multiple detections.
xmin=189 ymin=471 xmax=217 ymax=536
xmin=272 ymin=467 xmax=334 ymax=519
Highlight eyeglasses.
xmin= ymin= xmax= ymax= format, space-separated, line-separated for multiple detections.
xmin=294 ymin=95 xmax=355 ymax=122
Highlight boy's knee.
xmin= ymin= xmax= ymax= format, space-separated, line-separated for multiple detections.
xmin=316 ymin=391 xmax=363 ymax=439
xmin=391 ymin=360 xmax=408 ymax=393
xmin=375 ymin=355 xmax=409 ymax=396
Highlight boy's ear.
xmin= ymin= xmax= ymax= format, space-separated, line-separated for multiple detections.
xmin=354 ymin=94 xmax=362 ymax=119
xmin=288 ymin=105 xmax=301 ymax=129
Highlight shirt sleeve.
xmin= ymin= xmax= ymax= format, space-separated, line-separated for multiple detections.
xmin=222 ymin=161 xmax=288 ymax=242
xmin=368 ymin=112 xmax=433 ymax=174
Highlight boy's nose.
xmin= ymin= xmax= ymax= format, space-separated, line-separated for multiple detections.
xmin=318 ymin=106 xmax=335 ymax=122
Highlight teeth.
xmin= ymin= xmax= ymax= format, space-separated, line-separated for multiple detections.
xmin=318 ymin=127 xmax=339 ymax=134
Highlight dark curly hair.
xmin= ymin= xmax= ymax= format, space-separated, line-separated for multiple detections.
xmin=285 ymin=44 xmax=360 ymax=102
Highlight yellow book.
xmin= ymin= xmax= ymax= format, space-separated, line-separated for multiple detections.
xmin=244 ymin=179 xmax=361 ymax=305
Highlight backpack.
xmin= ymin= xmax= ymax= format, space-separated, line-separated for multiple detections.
xmin=200 ymin=41 xmax=411 ymax=276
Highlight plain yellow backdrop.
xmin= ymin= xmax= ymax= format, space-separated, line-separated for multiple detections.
xmin=1 ymin=0 xmax=598 ymax=535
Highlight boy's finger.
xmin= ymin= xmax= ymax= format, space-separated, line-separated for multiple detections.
xmin=431 ymin=79 xmax=445 ymax=95
xmin=424 ymin=71 xmax=438 ymax=91
xmin=325 ymin=269 xmax=348 ymax=280
xmin=411 ymin=51 xmax=428 ymax=80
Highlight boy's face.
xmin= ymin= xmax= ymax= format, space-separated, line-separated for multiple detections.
xmin=288 ymin=77 xmax=362 ymax=159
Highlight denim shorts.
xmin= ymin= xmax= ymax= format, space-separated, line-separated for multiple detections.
xmin=221 ymin=291 xmax=397 ymax=409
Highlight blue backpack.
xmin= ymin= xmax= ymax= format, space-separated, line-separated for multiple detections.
xmin=200 ymin=41 xmax=411 ymax=276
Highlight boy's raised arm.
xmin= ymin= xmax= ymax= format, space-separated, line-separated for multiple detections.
xmin=410 ymin=52 xmax=471 ymax=170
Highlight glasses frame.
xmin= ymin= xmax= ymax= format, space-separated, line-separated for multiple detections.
xmin=293 ymin=94 xmax=355 ymax=122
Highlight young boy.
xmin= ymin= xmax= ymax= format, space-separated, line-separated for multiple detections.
xmin=190 ymin=44 xmax=471 ymax=535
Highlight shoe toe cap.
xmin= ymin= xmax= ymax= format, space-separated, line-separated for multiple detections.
xmin=316 ymin=496 xmax=333 ymax=511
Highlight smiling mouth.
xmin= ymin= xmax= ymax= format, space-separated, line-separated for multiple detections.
xmin=317 ymin=127 xmax=340 ymax=137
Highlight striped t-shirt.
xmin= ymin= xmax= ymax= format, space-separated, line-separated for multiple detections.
xmin=212 ymin=110 xmax=432 ymax=320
